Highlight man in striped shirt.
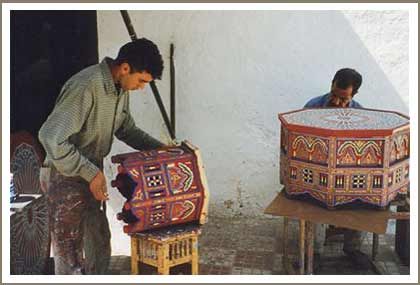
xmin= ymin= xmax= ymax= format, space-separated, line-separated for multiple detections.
xmin=39 ymin=38 xmax=165 ymax=274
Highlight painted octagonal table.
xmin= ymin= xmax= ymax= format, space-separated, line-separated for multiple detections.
xmin=278 ymin=108 xmax=410 ymax=208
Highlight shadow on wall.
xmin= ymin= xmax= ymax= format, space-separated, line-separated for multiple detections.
xmin=334 ymin=11 xmax=408 ymax=113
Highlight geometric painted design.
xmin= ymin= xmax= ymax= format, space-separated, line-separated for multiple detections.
xmin=319 ymin=173 xmax=328 ymax=187
xmin=335 ymin=175 xmax=345 ymax=188
xmin=178 ymin=163 xmax=194 ymax=191
xmin=395 ymin=168 xmax=403 ymax=184
xmin=279 ymin=108 xmax=410 ymax=208
xmin=129 ymin=168 xmax=140 ymax=178
xmin=390 ymin=134 xmax=410 ymax=164
xmin=143 ymin=163 xmax=161 ymax=173
xmin=146 ymin=175 xmax=164 ymax=188
xmin=111 ymin=141 xmax=208 ymax=233
xmin=282 ymin=108 xmax=409 ymax=130
xmin=302 ymin=169 xmax=313 ymax=184
xmin=133 ymin=147 xmax=186 ymax=161
xmin=290 ymin=167 xmax=297 ymax=179
xmin=150 ymin=210 xmax=166 ymax=226
xmin=170 ymin=200 xmax=196 ymax=221
xmin=351 ymin=174 xmax=366 ymax=189
xmin=310 ymin=190 xmax=327 ymax=202
xmin=372 ymin=175 xmax=383 ymax=188
xmin=388 ymin=172 xmax=393 ymax=186
xmin=168 ymin=162 xmax=194 ymax=194
xmin=336 ymin=140 xmax=383 ymax=167
xmin=291 ymin=135 xmax=329 ymax=165
xmin=334 ymin=194 xmax=381 ymax=207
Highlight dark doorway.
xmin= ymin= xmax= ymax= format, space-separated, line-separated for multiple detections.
xmin=10 ymin=11 xmax=98 ymax=138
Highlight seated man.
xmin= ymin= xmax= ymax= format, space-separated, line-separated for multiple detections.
xmin=304 ymin=68 xmax=371 ymax=270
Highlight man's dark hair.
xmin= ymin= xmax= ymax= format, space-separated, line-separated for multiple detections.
xmin=115 ymin=38 xmax=164 ymax=80
xmin=332 ymin=68 xmax=362 ymax=95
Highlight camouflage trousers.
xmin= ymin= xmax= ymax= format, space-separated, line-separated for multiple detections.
xmin=314 ymin=224 xmax=366 ymax=253
xmin=47 ymin=168 xmax=111 ymax=275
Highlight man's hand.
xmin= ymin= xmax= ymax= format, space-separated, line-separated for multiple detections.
xmin=89 ymin=171 xmax=109 ymax=201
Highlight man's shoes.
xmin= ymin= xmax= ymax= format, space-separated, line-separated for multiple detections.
xmin=343 ymin=249 xmax=373 ymax=270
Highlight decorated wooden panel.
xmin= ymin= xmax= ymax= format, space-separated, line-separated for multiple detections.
xmin=279 ymin=108 xmax=410 ymax=208
xmin=10 ymin=131 xmax=50 ymax=274
xmin=290 ymin=133 xmax=329 ymax=166
xmin=336 ymin=139 xmax=384 ymax=167
xmin=111 ymin=141 xmax=209 ymax=233
xmin=10 ymin=131 xmax=45 ymax=195
xmin=10 ymin=195 xmax=50 ymax=274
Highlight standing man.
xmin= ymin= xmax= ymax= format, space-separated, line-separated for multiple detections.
xmin=39 ymin=38 xmax=165 ymax=274
xmin=304 ymin=68 xmax=371 ymax=269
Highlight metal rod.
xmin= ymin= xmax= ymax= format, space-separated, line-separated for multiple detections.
xmin=150 ymin=82 xmax=175 ymax=139
xmin=120 ymin=11 xmax=138 ymax=41
xmin=170 ymin=43 xmax=176 ymax=138
xmin=120 ymin=10 xmax=175 ymax=140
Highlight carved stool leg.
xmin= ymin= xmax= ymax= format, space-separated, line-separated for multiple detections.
xmin=157 ymin=244 xmax=170 ymax=275
xmin=191 ymin=236 xmax=199 ymax=275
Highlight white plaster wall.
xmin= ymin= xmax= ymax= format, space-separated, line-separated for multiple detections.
xmin=342 ymin=10 xmax=409 ymax=107
xmin=97 ymin=10 xmax=409 ymax=255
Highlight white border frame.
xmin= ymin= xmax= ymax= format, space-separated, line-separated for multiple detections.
xmin=2 ymin=3 xmax=418 ymax=283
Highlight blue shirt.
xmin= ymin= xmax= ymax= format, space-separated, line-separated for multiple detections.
xmin=304 ymin=93 xmax=363 ymax=108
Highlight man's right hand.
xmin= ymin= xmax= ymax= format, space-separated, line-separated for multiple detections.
xmin=89 ymin=171 xmax=109 ymax=201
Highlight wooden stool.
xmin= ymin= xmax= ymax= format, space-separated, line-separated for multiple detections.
xmin=130 ymin=224 xmax=201 ymax=275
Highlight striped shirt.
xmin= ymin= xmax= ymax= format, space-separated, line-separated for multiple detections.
xmin=39 ymin=57 xmax=163 ymax=182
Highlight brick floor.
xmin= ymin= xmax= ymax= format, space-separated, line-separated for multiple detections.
xmin=108 ymin=216 xmax=409 ymax=275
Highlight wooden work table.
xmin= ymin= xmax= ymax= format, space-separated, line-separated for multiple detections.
xmin=264 ymin=189 xmax=410 ymax=275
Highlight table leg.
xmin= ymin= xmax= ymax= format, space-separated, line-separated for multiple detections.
xmin=282 ymin=217 xmax=290 ymax=273
xmin=306 ymin=222 xmax=314 ymax=274
xmin=191 ymin=236 xmax=199 ymax=275
xmin=157 ymin=244 xmax=170 ymax=275
xmin=283 ymin=217 xmax=289 ymax=257
xmin=372 ymin=233 xmax=379 ymax=261
xmin=299 ymin=219 xmax=306 ymax=275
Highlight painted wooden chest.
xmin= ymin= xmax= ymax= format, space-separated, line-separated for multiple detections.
xmin=111 ymin=141 xmax=209 ymax=233
xmin=278 ymin=108 xmax=410 ymax=208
